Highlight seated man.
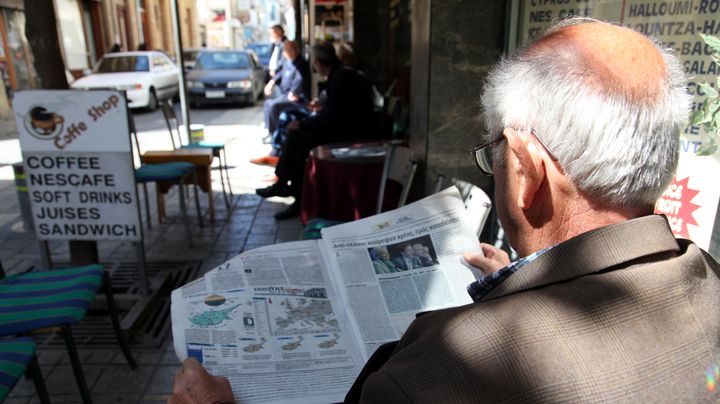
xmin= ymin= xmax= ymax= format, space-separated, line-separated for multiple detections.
xmin=412 ymin=243 xmax=435 ymax=267
xmin=256 ymin=42 xmax=376 ymax=219
xmin=392 ymin=243 xmax=422 ymax=271
xmin=371 ymin=246 xmax=399 ymax=274
xmin=170 ymin=18 xmax=720 ymax=403
xmin=254 ymin=40 xmax=311 ymax=165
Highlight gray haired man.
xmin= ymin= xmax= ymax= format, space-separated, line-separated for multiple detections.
xmin=170 ymin=18 xmax=720 ymax=403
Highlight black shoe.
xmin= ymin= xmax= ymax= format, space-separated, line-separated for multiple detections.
xmin=274 ymin=202 xmax=300 ymax=220
xmin=256 ymin=183 xmax=292 ymax=198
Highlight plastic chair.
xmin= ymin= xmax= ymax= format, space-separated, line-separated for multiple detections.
xmin=161 ymin=100 xmax=233 ymax=209
xmin=0 ymin=338 xmax=50 ymax=404
xmin=0 ymin=263 xmax=136 ymax=404
xmin=129 ymin=113 xmax=202 ymax=248
xmin=433 ymin=175 xmax=492 ymax=238
xmin=375 ymin=143 xmax=417 ymax=214
xmin=302 ymin=143 xmax=418 ymax=240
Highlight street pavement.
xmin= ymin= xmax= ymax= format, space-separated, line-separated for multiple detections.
xmin=1 ymin=102 xmax=304 ymax=403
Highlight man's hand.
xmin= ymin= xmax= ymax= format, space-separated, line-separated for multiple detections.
xmin=308 ymin=99 xmax=322 ymax=112
xmin=287 ymin=92 xmax=299 ymax=102
xmin=287 ymin=120 xmax=300 ymax=131
xmin=264 ymin=80 xmax=275 ymax=96
xmin=463 ymin=243 xmax=511 ymax=277
xmin=168 ymin=358 xmax=235 ymax=404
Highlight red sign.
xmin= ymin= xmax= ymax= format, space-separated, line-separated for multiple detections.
xmin=655 ymin=176 xmax=701 ymax=239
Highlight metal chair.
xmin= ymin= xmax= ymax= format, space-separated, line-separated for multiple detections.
xmin=0 ymin=262 xmax=136 ymax=404
xmin=375 ymin=142 xmax=418 ymax=214
xmin=433 ymin=175 xmax=492 ymax=238
xmin=161 ymin=99 xmax=233 ymax=209
xmin=0 ymin=338 xmax=50 ymax=404
xmin=129 ymin=113 xmax=202 ymax=248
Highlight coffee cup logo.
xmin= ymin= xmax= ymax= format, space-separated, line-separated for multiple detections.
xmin=24 ymin=105 xmax=64 ymax=140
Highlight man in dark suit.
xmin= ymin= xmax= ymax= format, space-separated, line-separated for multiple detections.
xmin=391 ymin=244 xmax=422 ymax=271
xmin=170 ymin=18 xmax=720 ymax=403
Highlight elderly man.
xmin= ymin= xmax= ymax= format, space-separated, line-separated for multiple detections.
xmin=170 ymin=18 xmax=720 ymax=403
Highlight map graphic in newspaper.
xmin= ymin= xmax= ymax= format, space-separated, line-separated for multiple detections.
xmin=274 ymin=298 xmax=339 ymax=334
xmin=189 ymin=303 xmax=242 ymax=328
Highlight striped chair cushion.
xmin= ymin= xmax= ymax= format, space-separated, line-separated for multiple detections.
xmin=0 ymin=264 xmax=104 ymax=336
xmin=0 ymin=337 xmax=36 ymax=402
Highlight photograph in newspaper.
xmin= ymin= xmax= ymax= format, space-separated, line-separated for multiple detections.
xmin=368 ymin=235 xmax=440 ymax=274
xmin=320 ymin=188 xmax=482 ymax=358
xmin=171 ymin=241 xmax=365 ymax=404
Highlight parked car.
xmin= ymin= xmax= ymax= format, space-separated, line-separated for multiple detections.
xmin=71 ymin=51 xmax=179 ymax=110
xmin=186 ymin=50 xmax=266 ymax=106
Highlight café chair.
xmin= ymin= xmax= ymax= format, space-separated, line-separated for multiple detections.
xmin=433 ymin=175 xmax=492 ymax=238
xmin=302 ymin=143 xmax=418 ymax=240
xmin=0 ymin=338 xmax=50 ymax=404
xmin=129 ymin=113 xmax=202 ymax=248
xmin=161 ymin=100 xmax=233 ymax=209
xmin=0 ymin=262 xmax=137 ymax=404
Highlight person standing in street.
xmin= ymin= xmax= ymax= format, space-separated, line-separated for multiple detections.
xmin=267 ymin=25 xmax=287 ymax=81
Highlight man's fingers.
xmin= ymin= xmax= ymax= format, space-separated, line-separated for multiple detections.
xmin=480 ymin=243 xmax=511 ymax=263
xmin=463 ymin=251 xmax=499 ymax=276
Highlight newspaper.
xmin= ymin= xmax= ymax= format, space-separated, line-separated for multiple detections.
xmin=171 ymin=187 xmax=485 ymax=403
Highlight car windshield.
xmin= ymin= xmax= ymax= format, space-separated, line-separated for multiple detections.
xmin=246 ymin=44 xmax=272 ymax=58
xmin=95 ymin=55 xmax=150 ymax=73
xmin=196 ymin=52 xmax=250 ymax=69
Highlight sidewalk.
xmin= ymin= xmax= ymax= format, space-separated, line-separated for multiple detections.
xmin=2 ymin=105 xmax=303 ymax=404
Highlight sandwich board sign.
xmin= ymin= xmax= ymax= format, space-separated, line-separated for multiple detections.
xmin=13 ymin=90 xmax=141 ymax=241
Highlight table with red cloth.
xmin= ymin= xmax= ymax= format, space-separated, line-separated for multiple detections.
xmin=300 ymin=141 xmax=401 ymax=225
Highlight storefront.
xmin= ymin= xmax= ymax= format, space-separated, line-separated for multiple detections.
xmin=0 ymin=0 xmax=37 ymax=120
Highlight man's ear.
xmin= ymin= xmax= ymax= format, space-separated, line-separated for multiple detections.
xmin=504 ymin=128 xmax=546 ymax=209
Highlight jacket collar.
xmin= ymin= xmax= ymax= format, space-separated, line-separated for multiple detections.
xmin=481 ymin=215 xmax=680 ymax=301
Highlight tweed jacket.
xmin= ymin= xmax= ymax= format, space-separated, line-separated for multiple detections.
xmin=357 ymin=215 xmax=720 ymax=403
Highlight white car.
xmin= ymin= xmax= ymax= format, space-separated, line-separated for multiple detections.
xmin=71 ymin=51 xmax=179 ymax=110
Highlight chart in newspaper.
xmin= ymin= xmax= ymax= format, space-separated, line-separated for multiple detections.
xmin=320 ymin=188 xmax=480 ymax=358
xmin=172 ymin=241 xmax=365 ymax=404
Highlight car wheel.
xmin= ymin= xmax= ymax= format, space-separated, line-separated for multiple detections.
xmin=146 ymin=88 xmax=158 ymax=111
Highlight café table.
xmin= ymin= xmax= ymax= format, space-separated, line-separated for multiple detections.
xmin=141 ymin=149 xmax=215 ymax=223
xmin=300 ymin=141 xmax=401 ymax=225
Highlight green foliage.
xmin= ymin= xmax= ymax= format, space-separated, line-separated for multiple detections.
xmin=691 ymin=33 xmax=720 ymax=156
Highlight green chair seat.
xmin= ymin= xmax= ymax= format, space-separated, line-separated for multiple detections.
xmin=0 ymin=338 xmax=36 ymax=402
xmin=0 ymin=265 xmax=104 ymax=336
xmin=135 ymin=162 xmax=194 ymax=183
xmin=181 ymin=142 xmax=224 ymax=150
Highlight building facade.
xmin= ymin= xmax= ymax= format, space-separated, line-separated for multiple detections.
xmin=0 ymin=0 xmax=200 ymax=120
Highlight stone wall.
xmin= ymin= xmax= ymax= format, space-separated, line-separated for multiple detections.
xmin=409 ymin=0 xmax=506 ymax=197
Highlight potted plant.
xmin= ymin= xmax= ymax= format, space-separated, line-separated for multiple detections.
xmin=690 ymin=33 xmax=720 ymax=155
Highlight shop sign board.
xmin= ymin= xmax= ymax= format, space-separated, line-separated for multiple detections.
xmin=514 ymin=0 xmax=720 ymax=250
xmin=13 ymin=90 xmax=141 ymax=241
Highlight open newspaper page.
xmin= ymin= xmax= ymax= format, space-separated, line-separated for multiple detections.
xmin=171 ymin=240 xmax=366 ymax=404
xmin=319 ymin=187 xmax=481 ymax=359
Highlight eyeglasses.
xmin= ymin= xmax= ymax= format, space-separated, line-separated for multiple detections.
xmin=469 ymin=128 xmax=558 ymax=176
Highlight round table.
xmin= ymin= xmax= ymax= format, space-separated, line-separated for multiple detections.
xmin=300 ymin=141 xmax=401 ymax=225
